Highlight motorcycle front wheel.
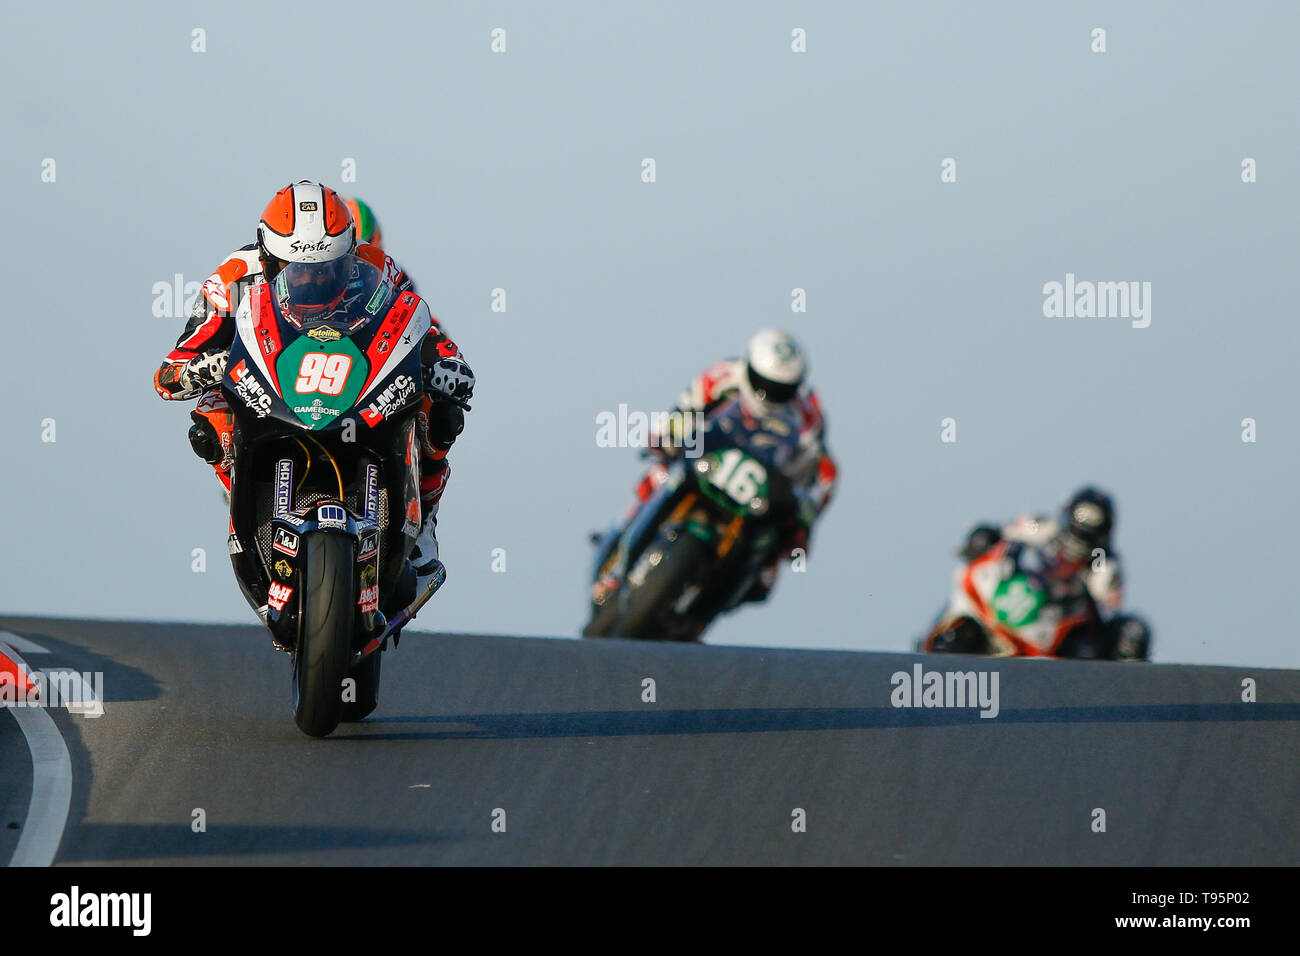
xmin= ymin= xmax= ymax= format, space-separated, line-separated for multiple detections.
xmin=292 ymin=532 xmax=356 ymax=737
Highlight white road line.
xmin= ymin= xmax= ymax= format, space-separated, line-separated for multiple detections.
xmin=0 ymin=631 xmax=48 ymax=654
xmin=1 ymin=644 xmax=72 ymax=867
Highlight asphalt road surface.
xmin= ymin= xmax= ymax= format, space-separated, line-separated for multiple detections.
xmin=2 ymin=614 xmax=1297 ymax=865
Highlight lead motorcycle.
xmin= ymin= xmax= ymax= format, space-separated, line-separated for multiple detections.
xmin=919 ymin=539 xmax=1151 ymax=660
xmin=219 ymin=255 xmax=464 ymax=736
xmin=583 ymin=398 xmax=807 ymax=641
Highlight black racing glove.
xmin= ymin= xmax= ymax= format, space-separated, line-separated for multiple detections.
xmin=181 ymin=349 xmax=228 ymax=394
xmin=424 ymin=358 xmax=474 ymax=404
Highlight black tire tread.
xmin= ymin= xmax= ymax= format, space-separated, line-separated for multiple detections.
xmin=616 ymin=532 xmax=711 ymax=640
xmin=293 ymin=533 xmax=355 ymax=737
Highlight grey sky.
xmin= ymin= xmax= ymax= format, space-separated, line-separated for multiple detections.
xmin=1 ymin=1 xmax=1296 ymax=668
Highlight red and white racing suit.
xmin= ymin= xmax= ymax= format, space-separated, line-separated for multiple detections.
xmin=631 ymin=358 xmax=839 ymax=601
xmin=153 ymin=243 xmax=459 ymax=523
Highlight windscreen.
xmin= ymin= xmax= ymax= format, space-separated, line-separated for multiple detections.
xmin=273 ymin=256 xmax=390 ymax=331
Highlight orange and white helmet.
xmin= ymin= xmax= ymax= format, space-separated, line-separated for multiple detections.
xmin=256 ymin=181 xmax=355 ymax=275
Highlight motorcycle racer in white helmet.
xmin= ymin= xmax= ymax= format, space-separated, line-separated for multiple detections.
xmin=598 ymin=329 xmax=838 ymax=608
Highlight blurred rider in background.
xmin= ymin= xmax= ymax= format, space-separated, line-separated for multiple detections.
xmin=594 ymin=329 xmax=838 ymax=611
xmin=958 ymin=486 xmax=1150 ymax=659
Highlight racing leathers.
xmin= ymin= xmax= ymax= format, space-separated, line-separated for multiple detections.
xmin=961 ymin=513 xmax=1122 ymax=617
xmin=153 ymin=244 xmax=466 ymax=566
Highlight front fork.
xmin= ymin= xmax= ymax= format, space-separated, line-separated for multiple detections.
xmin=257 ymin=458 xmax=385 ymax=652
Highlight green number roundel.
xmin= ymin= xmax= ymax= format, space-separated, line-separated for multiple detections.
xmin=276 ymin=334 xmax=368 ymax=429
xmin=698 ymin=448 xmax=771 ymax=516
xmin=990 ymin=574 xmax=1046 ymax=628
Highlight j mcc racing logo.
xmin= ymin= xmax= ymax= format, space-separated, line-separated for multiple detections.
xmin=360 ymin=375 xmax=416 ymax=427
xmin=230 ymin=360 xmax=273 ymax=417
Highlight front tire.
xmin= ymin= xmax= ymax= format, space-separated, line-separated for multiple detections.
xmin=582 ymin=594 xmax=623 ymax=638
xmin=293 ymin=532 xmax=355 ymax=737
xmin=616 ymin=531 xmax=712 ymax=640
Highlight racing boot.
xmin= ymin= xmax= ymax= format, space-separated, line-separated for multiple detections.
xmin=410 ymin=459 xmax=450 ymax=595
xmin=410 ymin=503 xmax=441 ymax=586
xmin=1108 ymin=614 xmax=1152 ymax=661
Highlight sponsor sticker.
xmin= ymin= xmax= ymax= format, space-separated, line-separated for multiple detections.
xmin=203 ymin=273 xmax=231 ymax=310
xmin=273 ymin=558 xmax=293 ymax=579
xmin=364 ymin=465 xmax=380 ymax=521
xmin=358 ymin=531 xmax=379 ymax=560
xmin=361 ymin=374 xmax=416 ymax=428
xmin=274 ymin=460 xmax=293 ymax=518
xmin=318 ymin=504 xmax=347 ymax=529
xmin=267 ymin=581 xmax=294 ymax=611
xmin=231 ymin=361 xmax=274 ymax=418
xmin=365 ymin=281 xmax=391 ymax=316
xmin=402 ymin=496 xmax=420 ymax=537
xmin=227 ymin=533 xmax=243 ymax=555
xmin=272 ymin=527 xmax=299 ymax=557
xmin=306 ymin=326 xmax=342 ymax=343
xmin=358 ymin=585 xmax=379 ymax=614
xmin=293 ymin=398 xmax=341 ymax=422
xmin=289 ymin=238 xmax=332 ymax=255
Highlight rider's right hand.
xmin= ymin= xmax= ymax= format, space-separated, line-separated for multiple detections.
xmin=424 ymin=357 xmax=474 ymax=403
xmin=181 ymin=349 xmax=228 ymax=394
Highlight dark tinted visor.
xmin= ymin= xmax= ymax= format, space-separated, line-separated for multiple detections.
xmin=747 ymin=364 xmax=800 ymax=404
xmin=278 ymin=258 xmax=354 ymax=321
